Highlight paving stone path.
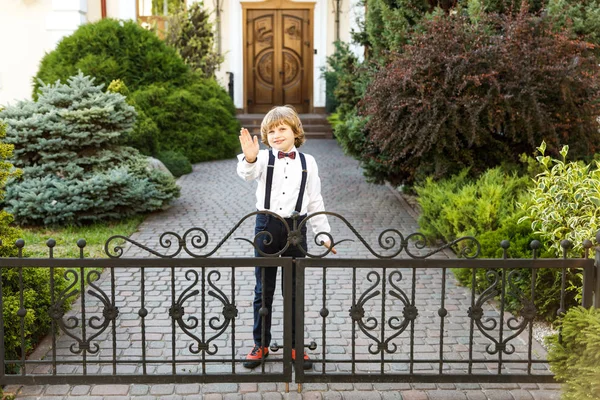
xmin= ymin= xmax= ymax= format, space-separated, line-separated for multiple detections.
xmin=9 ymin=140 xmax=561 ymax=399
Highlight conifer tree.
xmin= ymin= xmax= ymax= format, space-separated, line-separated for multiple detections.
xmin=0 ymin=73 xmax=180 ymax=226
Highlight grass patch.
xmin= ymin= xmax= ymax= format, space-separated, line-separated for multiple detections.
xmin=18 ymin=215 xmax=146 ymax=258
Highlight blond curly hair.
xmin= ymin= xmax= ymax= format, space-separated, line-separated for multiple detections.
xmin=260 ymin=105 xmax=306 ymax=148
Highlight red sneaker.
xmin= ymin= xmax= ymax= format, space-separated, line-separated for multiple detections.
xmin=243 ymin=345 xmax=269 ymax=369
xmin=291 ymin=349 xmax=313 ymax=370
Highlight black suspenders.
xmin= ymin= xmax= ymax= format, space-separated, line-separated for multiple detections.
xmin=295 ymin=153 xmax=308 ymax=213
xmin=264 ymin=151 xmax=307 ymax=213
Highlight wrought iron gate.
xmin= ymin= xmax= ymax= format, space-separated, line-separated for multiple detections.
xmin=1 ymin=211 xmax=598 ymax=386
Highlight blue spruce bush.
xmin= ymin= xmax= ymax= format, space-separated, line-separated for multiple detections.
xmin=0 ymin=73 xmax=180 ymax=226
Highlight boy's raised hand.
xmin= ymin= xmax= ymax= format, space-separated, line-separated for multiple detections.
xmin=239 ymin=127 xmax=260 ymax=163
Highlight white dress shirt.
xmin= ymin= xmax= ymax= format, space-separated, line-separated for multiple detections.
xmin=237 ymin=147 xmax=331 ymax=237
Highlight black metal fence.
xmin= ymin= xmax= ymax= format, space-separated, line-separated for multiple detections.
xmin=1 ymin=211 xmax=599 ymax=387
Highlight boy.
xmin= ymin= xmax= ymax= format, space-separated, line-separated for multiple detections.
xmin=237 ymin=105 xmax=336 ymax=370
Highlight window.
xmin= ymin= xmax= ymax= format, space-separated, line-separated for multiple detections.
xmin=137 ymin=0 xmax=185 ymax=36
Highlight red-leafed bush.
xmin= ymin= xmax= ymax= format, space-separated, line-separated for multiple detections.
xmin=360 ymin=10 xmax=600 ymax=185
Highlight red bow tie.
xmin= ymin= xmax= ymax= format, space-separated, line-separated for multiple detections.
xmin=278 ymin=151 xmax=296 ymax=160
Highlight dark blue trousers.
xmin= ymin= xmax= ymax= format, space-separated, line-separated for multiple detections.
xmin=253 ymin=213 xmax=307 ymax=347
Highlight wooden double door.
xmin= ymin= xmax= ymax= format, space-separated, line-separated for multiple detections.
xmin=244 ymin=2 xmax=313 ymax=113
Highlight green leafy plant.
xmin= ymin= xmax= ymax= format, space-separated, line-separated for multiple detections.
xmin=519 ymin=141 xmax=600 ymax=257
xmin=360 ymin=11 xmax=600 ymax=186
xmin=518 ymin=141 xmax=600 ymax=315
xmin=106 ymin=79 xmax=159 ymax=156
xmin=546 ymin=306 xmax=600 ymax=400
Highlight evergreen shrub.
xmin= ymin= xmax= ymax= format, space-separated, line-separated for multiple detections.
xmin=0 ymin=73 xmax=180 ymax=226
xmin=361 ymin=11 xmax=600 ymax=186
xmin=323 ymin=41 xmax=395 ymax=184
xmin=164 ymin=2 xmax=224 ymax=78
xmin=107 ymin=79 xmax=159 ymax=156
xmin=33 ymin=19 xmax=188 ymax=94
xmin=364 ymin=0 xmax=429 ymax=58
xmin=546 ymin=306 xmax=600 ymax=400
xmin=322 ymin=41 xmax=356 ymax=113
xmin=547 ymin=0 xmax=600 ymax=46
xmin=416 ymin=167 xmax=533 ymax=255
xmin=415 ymin=166 xmax=573 ymax=320
xmin=157 ymin=150 xmax=193 ymax=177
xmin=132 ymin=77 xmax=239 ymax=163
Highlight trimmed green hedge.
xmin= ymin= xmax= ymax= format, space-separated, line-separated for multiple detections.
xmin=131 ymin=78 xmax=239 ymax=163
xmin=33 ymin=19 xmax=188 ymax=95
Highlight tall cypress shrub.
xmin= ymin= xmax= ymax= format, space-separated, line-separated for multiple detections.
xmin=0 ymin=73 xmax=180 ymax=226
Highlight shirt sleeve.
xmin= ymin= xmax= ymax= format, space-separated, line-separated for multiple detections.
xmin=305 ymin=156 xmax=331 ymax=238
xmin=237 ymin=150 xmax=264 ymax=181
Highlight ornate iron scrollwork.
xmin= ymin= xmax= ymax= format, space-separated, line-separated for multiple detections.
xmin=49 ymin=269 xmax=118 ymax=355
xmin=349 ymin=270 xmax=419 ymax=355
xmin=169 ymin=269 xmax=237 ymax=355
xmin=104 ymin=210 xmax=482 ymax=259
xmin=468 ymin=268 xmax=535 ymax=355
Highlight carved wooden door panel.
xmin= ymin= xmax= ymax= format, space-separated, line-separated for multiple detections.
xmin=246 ymin=9 xmax=311 ymax=113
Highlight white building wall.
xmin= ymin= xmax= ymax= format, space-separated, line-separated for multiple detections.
xmin=0 ymin=0 xmax=89 ymax=106
xmin=348 ymin=0 xmax=364 ymax=61
xmin=0 ymin=0 xmax=54 ymax=105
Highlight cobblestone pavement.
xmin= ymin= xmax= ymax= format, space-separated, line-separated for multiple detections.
xmin=9 ymin=140 xmax=561 ymax=399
